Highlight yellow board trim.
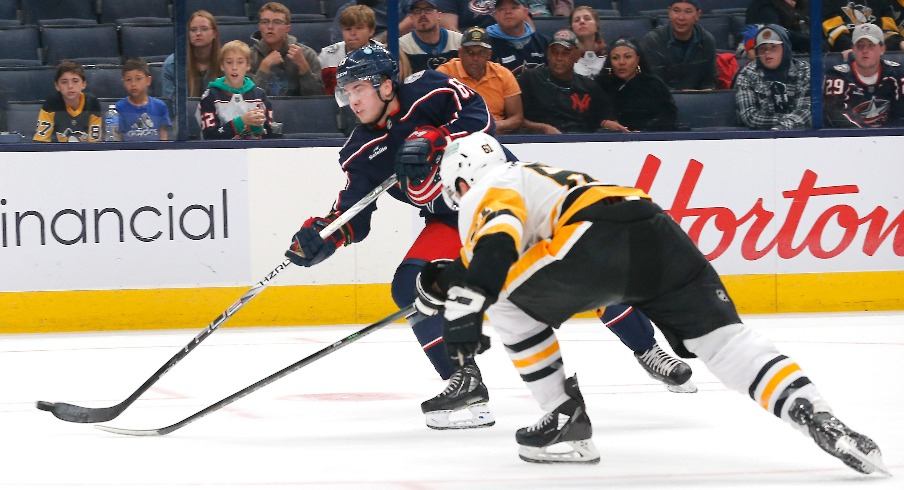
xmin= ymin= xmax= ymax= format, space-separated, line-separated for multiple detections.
xmin=2 ymin=271 xmax=904 ymax=333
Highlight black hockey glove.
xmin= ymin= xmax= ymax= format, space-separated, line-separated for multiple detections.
xmin=285 ymin=215 xmax=348 ymax=267
xmin=443 ymin=285 xmax=493 ymax=360
xmin=414 ymin=259 xmax=454 ymax=316
xmin=395 ymin=125 xmax=448 ymax=186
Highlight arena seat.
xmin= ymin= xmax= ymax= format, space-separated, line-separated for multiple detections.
xmin=5 ymin=100 xmax=43 ymax=139
xmin=22 ymin=0 xmax=97 ymax=25
xmin=218 ymin=21 xmax=258 ymax=46
xmin=99 ymin=0 xmax=170 ymax=25
xmin=531 ymin=17 xmax=569 ymax=40
xmin=0 ymin=26 xmax=40 ymax=65
xmin=269 ymin=96 xmax=349 ymax=138
xmin=185 ymin=0 xmax=248 ymax=20
xmin=41 ymin=24 xmax=121 ymax=66
xmin=83 ymin=65 xmax=126 ymax=99
xmin=672 ymin=89 xmax=746 ymax=131
xmin=599 ymin=17 xmax=655 ymax=45
xmin=120 ymin=24 xmax=175 ymax=63
xmin=249 ymin=0 xmax=323 ymax=19
xmin=293 ymin=19 xmax=334 ymax=53
xmin=0 ymin=66 xmax=56 ymax=105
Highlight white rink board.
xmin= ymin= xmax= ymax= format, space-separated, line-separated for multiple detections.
xmin=1 ymin=136 xmax=902 ymax=293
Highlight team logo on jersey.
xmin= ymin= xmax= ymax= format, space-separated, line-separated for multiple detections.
xmin=841 ymin=4 xmax=875 ymax=25
xmin=404 ymin=70 xmax=426 ymax=84
xmin=571 ymin=93 xmax=591 ymax=113
xmin=469 ymin=0 xmax=496 ymax=16
xmin=853 ymin=97 xmax=890 ymax=127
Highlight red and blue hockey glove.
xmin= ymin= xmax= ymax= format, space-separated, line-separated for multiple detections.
xmin=443 ymin=285 xmax=493 ymax=360
xmin=395 ymin=125 xmax=449 ymax=186
xmin=285 ymin=215 xmax=349 ymax=267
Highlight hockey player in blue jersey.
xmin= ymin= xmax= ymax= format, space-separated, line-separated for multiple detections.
xmin=284 ymin=46 xmax=694 ymax=430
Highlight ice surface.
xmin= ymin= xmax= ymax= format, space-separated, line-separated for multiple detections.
xmin=3 ymin=312 xmax=901 ymax=489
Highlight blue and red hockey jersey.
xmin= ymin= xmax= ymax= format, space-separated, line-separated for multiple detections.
xmin=330 ymin=69 xmax=496 ymax=242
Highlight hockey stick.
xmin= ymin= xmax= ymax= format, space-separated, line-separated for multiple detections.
xmin=36 ymin=175 xmax=399 ymax=424
xmin=96 ymin=304 xmax=416 ymax=436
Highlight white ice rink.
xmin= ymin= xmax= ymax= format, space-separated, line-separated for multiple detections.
xmin=3 ymin=311 xmax=901 ymax=489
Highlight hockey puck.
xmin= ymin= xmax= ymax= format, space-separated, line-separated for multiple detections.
xmin=36 ymin=401 xmax=56 ymax=412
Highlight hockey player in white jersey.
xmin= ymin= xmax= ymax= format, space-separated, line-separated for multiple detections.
xmin=413 ymin=132 xmax=890 ymax=474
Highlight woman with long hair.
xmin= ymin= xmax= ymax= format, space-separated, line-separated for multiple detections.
xmin=596 ymin=36 xmax=677 ymax=131
xmin=163 ymin=10 xmax=223 ymax=99
xmin=570 ymin=5 xmax=606 ymax=77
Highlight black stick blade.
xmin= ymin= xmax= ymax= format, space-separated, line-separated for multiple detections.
xmin=37 ymin=401 xmax=123 ymax=423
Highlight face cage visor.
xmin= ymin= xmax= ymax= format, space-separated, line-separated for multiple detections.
xmin=334 ymin=75 xmax=384 ymax=107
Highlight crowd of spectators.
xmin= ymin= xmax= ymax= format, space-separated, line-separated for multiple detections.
xmin=5 ymin=0 xmax=904 ymax=143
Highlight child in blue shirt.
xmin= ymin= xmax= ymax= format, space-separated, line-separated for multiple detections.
xmin=116 ymin=58 xmax=172 ymax=141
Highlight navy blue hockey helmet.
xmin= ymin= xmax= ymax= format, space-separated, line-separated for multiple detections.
xmin=334 ymin=45 xmax=399 ymax=107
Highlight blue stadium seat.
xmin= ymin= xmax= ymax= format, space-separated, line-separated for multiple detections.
xmin=596 ymin=9 xmax=622 ymax=18
xmin=100 ymin=0 xmax=170 ymax=24
xmin=120 ymin=24 xmax=174 ymax=63
xmin=531 ymin=17 xmax=570 ymax=40
xmin=599 ymin=17 xmax=654 ymax=45
xmin=41 ymin=24 xmax=121 ymax=66
xmin=0 ymin=26 xmax=40 ymax=64
xmin=22 ymin=0 xmax=97 ymax=25
xmin=0 ymin=0 xmax=17 ymax=22
xmin=185 ymin=0 xmax=248 ymax=19
xmin=5 ymin=101 xmax=43 ymax=139
xmin=672 ymin=89 xmax=745 ymax=130
xmin=187 ymin=97 xmax=201 ymax=139
xmin=84 ymin=65 xmax=125 ymax=99
xmin=0 ymin=66 xmax=56 ymax=104
xmin=149 ymin=62 xmax=164 ymax=97
xmin=699 ymin=0 xmax=749 ymax=14
xmin=250 ymin=0 xmax=323 ymax=19
xmin=269 ymin=96 xmax=348 ymax=138
xmin=581 ymin=0 xmax=615 ymax=9
xmin=325 ymin=0 xmax=350 ymax=18
xmin=618 ymin=0 xmax=667 ymax=16
xmin=294 ymin=19 xmax=334 ymax=53
xmin=218 ymin=21 xmax=258 ymax=46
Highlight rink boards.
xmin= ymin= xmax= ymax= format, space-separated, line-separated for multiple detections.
xmin=1 ymin=136 xmax=903 ymax=332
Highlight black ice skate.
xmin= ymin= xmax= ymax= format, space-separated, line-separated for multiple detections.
xmin=635 ymin=343 xmax=697 ymax=393
xmin=789 ymin=398 xmax=890 ymax=476
xmin=421 ymin=363 xmax=494 ymax=430
xmin=516 ymin=375 xmax=600 ymax=464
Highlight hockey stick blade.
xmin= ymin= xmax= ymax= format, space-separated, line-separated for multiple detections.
xmin=96 ymin=305 xmax=415 ymax=436
xmin=39 ymin=175 xmax=398 ymax=424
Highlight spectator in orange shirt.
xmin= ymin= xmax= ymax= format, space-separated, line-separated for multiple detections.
xmin=436 ymin=26 xmax=523 ymax=134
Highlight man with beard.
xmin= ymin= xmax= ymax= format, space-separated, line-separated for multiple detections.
xmin=399 ymin=0 xmax=463 ymax=72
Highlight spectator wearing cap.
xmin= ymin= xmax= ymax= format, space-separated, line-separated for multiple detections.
xmin=437 ymin=27 xmax=524 ymax=133
xmin=823 ymin=0 xmax=904 ymax=54
xmin=486 ymin=0 xmax=550 ymax=75
xmin=597 ymin=37 xmax=678 ymax=131
xmin=639 ymin=0 xmax=717 ymax=90
xmin=399 ymin=0 xmax=463 ymax=72
xmin=824 ymin=23 xmax=904 ymax=127
xmin=319 ymin=5 xmax=381 ymax=96
xmin=734 ymin=25 xmax=810 ymax=130
xmin=518 ymin=29 xmax=621 ymax=133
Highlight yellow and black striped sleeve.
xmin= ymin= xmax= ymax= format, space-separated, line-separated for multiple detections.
xmin=33 ymin=109 xmax=56 ymax=142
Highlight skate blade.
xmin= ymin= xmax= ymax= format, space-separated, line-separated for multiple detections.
xmin=425 ymin=404 xmax=495 ymax=430
xmin=518 ymin=440 xmax=601 ymax=464
xmin=836 ymin=437 xmax=892 ymax=476
xmin=666 ymin=380 xmax=698 ymax=393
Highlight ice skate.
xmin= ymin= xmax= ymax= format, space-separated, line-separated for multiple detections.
xmin=516 ymin=375 xmax=600 ymax=464
xmin=421 ymin=363 xmax=494 ymax=430
xmin=635 ymin=343 xmax=697 ymax=393
xmin=789 ymin=398 xmax=890 ymax=476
